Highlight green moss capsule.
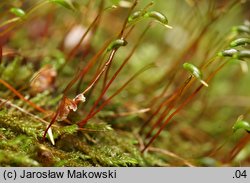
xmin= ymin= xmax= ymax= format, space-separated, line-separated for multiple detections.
xmin=233 ymin=50 xmax=250 ymax=59
xmin=183 ymin=62 xmax=208 ymax=87
xmin=230 ymin=38 xmax=250 ymax=47
xmin=144 ymin=11 xmax=168 ymax=24
xmin=10 ymin=8 xmax=26 ymax=18
xmin=217 ymin=48 xmax=238 ymax=57
xmin=231 ymin=25 xmax=250 ymax=34
xmin=233 ymin=120 xmax=250 ymax=133
xmin=107 ymin=39 xmax=128 ymax=52
xmin=144 ymin=11 xmax=172 ymax=29
xmin=128 ymin=10 xmax=145 ymax=23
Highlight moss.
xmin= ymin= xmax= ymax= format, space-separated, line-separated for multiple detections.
xmin=0 ymin=150 xmax=40 ymax=167
xmin=0 ymin=111 xmax=157 ymax=166
xmin=1 ymin=0 xmax=249 ymax=167
xmin=0 ymin=58 xmax=33 ymax=89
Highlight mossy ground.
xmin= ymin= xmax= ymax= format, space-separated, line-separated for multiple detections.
xmin=0 ymin=111 xmax=147 ymax=166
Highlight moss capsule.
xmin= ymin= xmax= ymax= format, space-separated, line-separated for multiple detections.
xmin=144 ymin=11 xmax=172 ymax=29
xmin=10 ymin=8 xmax=26 ymax=18
xmin=231 ymin=25 xmax=250 ymax=34
xmin=233 ymin=120 xmax=250 ymax=133
xmin=183 ymin=62 xmax=208 ymax=87
xmin=230 ymin=38 xmax=250 ymax=47
xmin=128 ymin=10 xmax=145 ymax=23
xmin=233 ymin=50 xmax=250 ymax=59
xmin=217 ymin=48 xmax=238 ymax=57
xmin=107 ymin=39 xmax=128 ymax=52
xmin=145 ymin=11 xmax=167 ymax=24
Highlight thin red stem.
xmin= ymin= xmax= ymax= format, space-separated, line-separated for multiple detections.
xmin=142 ymin=62 xmax=227 ymax=152
xmin=140 ymin=76 xmax=192 ymax=134
xmin=78 ymin=24 xmax=150 ymax=127
xmin=80 ymin=64 xmax=154 ymax=125
xmin=0 ymin=78 xmax=47 ymax=114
